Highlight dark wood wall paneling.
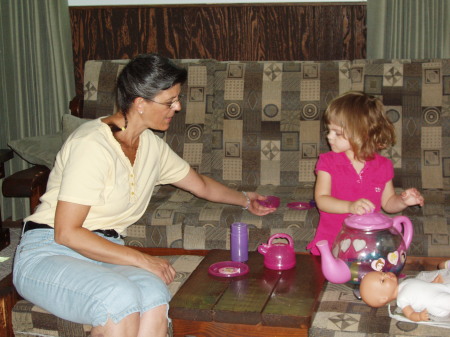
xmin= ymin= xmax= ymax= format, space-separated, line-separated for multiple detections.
xmin=69 ymin=3 xmax=367 ymax=96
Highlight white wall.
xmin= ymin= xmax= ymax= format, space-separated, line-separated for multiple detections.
xmin=69 ymin=0 xmax=366 ymax=6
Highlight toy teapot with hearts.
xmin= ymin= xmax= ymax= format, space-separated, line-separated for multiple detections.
xmin=258 ymin=233 xmax=296 ymax=270
xmin=316 ymin=212 xmax=413 ymax=284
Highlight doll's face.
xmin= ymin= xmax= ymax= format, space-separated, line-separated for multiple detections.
xmin=360 ymin=271 xmax=398 ymax=308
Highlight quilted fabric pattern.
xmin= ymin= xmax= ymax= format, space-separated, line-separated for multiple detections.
xmin=79 ymin=58 xmax=450 ymax=257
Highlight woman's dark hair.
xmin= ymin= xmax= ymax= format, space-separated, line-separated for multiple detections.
xmin=112 ymin=53 xmax=187 ymax=131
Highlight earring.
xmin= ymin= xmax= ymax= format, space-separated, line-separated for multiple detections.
xmin=139 ymin=110 xmax=143 ymax=115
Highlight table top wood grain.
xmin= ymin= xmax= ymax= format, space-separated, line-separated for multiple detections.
xmin=169 ymin=249 xmax=325 ymax=329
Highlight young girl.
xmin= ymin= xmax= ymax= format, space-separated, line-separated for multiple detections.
xmin=306 ymin=91 xmax=424 ymax=256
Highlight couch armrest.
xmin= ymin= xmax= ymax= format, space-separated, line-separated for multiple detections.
xmin=2 ymin=165 xmax=50 ymax=212
xmin=69 ymin=94 xmax=84 ymax=118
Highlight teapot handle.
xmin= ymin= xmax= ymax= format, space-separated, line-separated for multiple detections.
xmin=392 ymin=216 xmax=414 ymax=249
xmin=268 ymin=233 xmax=294 ymax=248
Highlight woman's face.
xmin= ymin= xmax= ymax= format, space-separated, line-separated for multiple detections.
xmin=142 ymin=83 xmax=183 ymax=131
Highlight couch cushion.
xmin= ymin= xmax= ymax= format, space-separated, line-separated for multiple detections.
xmin=124 ymin=185 xmax=319 ymax=252
xmin=124 ymin=186 xmax=450 ymax=258
xmin=61 ymin=114 xmax=90 ymax=143
xmin=12 ymin=255 xmax=204 ymax=337
xmin=207 ymin=60 xmax=336 ymax=187
xmin=82 ymin=59 xmax=129 ymax=119
xmin=8 ymin=114 xmax=90 ymax=169
xmin=8 ymin=133 xmax=63 ymax=169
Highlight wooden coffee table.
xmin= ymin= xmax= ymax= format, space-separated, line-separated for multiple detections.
xmin=169 ymin=249 xmax=325 ymax=337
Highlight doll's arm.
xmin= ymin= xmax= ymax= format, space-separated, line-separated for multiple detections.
xmin=432 ymin=274 xmax=444 ymax=283
xmin=402 ymin=306 xmax=429 ymax=322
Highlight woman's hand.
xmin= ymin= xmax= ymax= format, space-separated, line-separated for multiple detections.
xmin=245 ymin=192 xmax=278 ymax=216
xmin=140 ymin=254 xmax=176 ymax=285
xmin=348 ymin=198 xmax=375 ymax=215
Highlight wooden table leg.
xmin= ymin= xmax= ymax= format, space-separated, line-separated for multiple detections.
xmin=0 ymin=274 xmax=18 ymax=337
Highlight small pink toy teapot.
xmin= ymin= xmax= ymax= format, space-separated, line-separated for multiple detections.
xmin=316 ymin=212 xmax=413 ymax=284
xmin=258 ymin=233 xmax=296 ymax=270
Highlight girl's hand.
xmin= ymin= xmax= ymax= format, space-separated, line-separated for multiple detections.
xmin=401 ymin=188 xmax=424 ymax=207
xmin=348 ymin=198 xmax=375 ymax=215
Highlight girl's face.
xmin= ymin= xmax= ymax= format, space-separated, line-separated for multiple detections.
xmin=326 ymin=122 xmax=352 ymax=154
xmin=141 ymin=83 xmax=183 ymax=131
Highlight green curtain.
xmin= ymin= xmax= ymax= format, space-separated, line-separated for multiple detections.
xmin=0 ymin=0 xmax=75 ymax=220
xmin=367 ymin=0 xmax=450 ymax=59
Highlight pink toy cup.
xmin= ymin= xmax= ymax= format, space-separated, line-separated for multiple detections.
xmin=258 ymin=233 xmax=296 ymax=270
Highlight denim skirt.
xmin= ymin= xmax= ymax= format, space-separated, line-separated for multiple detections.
xmin=13 ymin=228 xmax=171 ymax=326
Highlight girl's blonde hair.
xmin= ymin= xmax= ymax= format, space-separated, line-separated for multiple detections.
xmin=324 ymin=91 xmax=396 ymax=161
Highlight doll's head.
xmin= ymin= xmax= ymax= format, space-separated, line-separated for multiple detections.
xmin=323 ymin=91 xmax=396 ymax=161
xmin=360 ymin=271 xmax=399 ymax=308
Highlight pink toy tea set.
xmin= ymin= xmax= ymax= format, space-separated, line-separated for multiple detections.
xmin=316 ymin=212 xmax=413 ymax=284
xmin=258 ymin=233 xmax=296 ymax=270
xmin=208 ymin=208 xmax=299 ymax=278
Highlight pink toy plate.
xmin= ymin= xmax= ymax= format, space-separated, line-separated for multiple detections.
xmin=257 ymin=196 xmax=280 ymax=208
xmin=208 ymin=261 xmax=249 ymax=278
xmin=287 ymin=202 xmax=312 ymax=210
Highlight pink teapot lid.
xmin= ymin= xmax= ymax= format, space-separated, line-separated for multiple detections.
xmin=344 ymin=212 xmax=392 ymax=230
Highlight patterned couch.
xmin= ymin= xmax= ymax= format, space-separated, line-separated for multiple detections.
xmin=5 ymin=58 xmax=450 ymax=336
xmin=79 ymin=58 xmax=449 ymax=257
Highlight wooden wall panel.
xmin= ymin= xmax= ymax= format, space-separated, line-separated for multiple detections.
xmin=69 ymin=3 xmax=366 ymax=96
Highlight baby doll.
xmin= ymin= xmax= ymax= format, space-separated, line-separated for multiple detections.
xmin=360 ymin=270 xmax=450 ymax=322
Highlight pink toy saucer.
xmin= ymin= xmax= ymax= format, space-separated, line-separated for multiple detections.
xmin=287 ymin=202 xmax=313 ymax=210
xmin=208 ymin=261 xmax=249 ymax=278
xmin=257 ymin=196 xmax=280 ymax=208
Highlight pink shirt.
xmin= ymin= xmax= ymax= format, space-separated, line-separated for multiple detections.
xmin=306 ymin=151 xmax=394 ymax=255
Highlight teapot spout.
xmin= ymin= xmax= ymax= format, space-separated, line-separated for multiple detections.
xmin=316 ymin=240 xmax=351 ymax=284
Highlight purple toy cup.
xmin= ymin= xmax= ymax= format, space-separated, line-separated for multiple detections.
xmin=231 ymin=222 xmax=248 ymax=262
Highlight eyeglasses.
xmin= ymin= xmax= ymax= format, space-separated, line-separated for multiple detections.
xmin=149 ymin=94 xmax=184 ymax=109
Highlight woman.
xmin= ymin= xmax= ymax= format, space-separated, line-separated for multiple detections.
xmin=13 ymin=54 xmax=275 ymax=337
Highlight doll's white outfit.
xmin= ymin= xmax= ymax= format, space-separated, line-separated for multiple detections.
xmin=397 ymin=278 xmax=450 ymax=317
xmin=397 ymin=270 xmax=450 ymax=318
